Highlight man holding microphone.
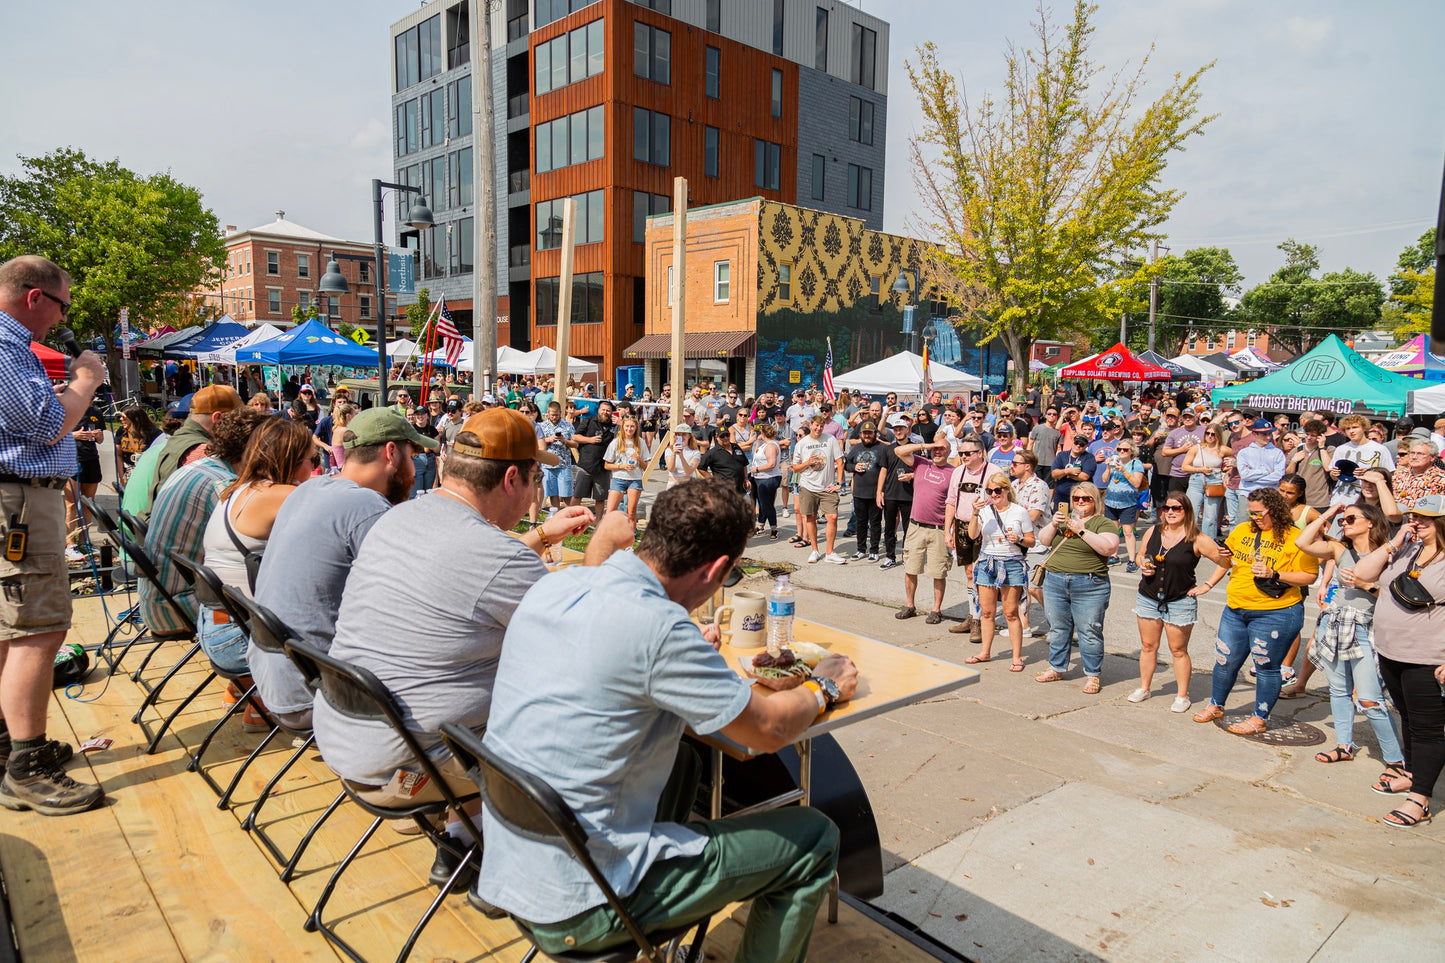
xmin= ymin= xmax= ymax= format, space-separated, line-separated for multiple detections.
xmin=0 ymin=256 xmax=108 ymax=815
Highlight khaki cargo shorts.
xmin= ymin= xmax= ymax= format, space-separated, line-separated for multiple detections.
xmin=796 ymin=488 xmax=839 ymax=517
xmin=903 ymin=523 xmax=952 ymax=580
xmin=0 ymin=485 xmax=72 ymax=641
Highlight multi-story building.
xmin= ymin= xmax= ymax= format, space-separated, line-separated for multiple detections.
xmin=388 ymin=0 xmax=890 ymax=383
xmin=194 ymin=213 xmax=380 ymax=330
xmin=634 ymin=198 xmax=1015 ymax=393
xmin=1177 ymin=328 xmax=1280 ymax=360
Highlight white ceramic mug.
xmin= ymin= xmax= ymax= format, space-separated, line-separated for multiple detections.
xmin=713 ymin=590 xmax=767 ymax=648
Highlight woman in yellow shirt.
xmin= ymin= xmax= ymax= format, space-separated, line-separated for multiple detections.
xmin=1191 ymin=486 xmax=1319 ymax=734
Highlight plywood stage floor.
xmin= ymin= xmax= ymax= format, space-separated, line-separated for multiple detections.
xmin=0 ymin=595 xmax=942 ymax=963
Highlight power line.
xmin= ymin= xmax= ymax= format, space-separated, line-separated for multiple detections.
xmin=1149 ymin=310 xmax=1398 ymax=333
xmin=1170 ymin=218 xmax=1433 ymax=246
xmin=1158 ymin=276 xmax=1390 ymax=288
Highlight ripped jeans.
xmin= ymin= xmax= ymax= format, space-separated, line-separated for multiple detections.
xmin=1041 ymin=571 xmax=1111 ymax=677
xmin=1314 ymin=614 xmax=1403 ymax=761
xmin=1210 ymin=603 xmax=1304 ymax=720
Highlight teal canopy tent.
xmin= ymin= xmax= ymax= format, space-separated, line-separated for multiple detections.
xmin=1211 ymin=335 xmax=1416 ymax=418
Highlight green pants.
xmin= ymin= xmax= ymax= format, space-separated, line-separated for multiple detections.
xmin=527 ymin=745 xmax=840 ymax=963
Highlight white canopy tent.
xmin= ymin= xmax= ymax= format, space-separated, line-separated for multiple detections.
xmin=386 ymin=338 xmax=420 ymax=362
xmin=197 ymin=323 xmax=285 ymax=365
xmin=498 ymin=346 xmax=599 ymax=377
xmin=1408 ymin=380 xmax=1445 ymax=415
xmin=833 ymin=350 xmax=982 ymax=395
xmin=456 ymin=344 xmax=527 ymax=373
xmin=1170 ymin=354 xmax=1235 ymax=381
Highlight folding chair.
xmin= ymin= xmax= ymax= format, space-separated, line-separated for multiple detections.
xmin=439 ymin=723 xmax=711 ymax=963
xmin=284 ymin=640 xmax=484 ymax=963
xmin=224 ymin=587 xmax=345 ymax=883
xmin=78 ymin=496 xmax=153 ymax=673
xmin=114 ymin=533 xmax=204 ymax=746
xmin=166 ymin=553 xmax=284 ymax=805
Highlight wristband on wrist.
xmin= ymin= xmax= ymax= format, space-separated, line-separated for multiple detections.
xmin=537 ymin=527 xmax=553 ymax=556
xmin=802 ymin=680 xmax=826 ymax=713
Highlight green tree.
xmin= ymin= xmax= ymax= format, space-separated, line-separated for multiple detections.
xmin=906 ymin=1 xmax=1214 ymax=393
xmin=406 ymin=288 xmax=433 ymax=339
xmin=1237 ymin=240 xmax=1383 ymax=356
xmin=1154 ymin=246 xmax=1242 ymax=355
xmin=290 ymin=302 xmax=319 ymax=325
xmin=0 ymin=148 xmax=225 ymax=377
xmin=1383 ymin=228 xmax=1435 ymax=340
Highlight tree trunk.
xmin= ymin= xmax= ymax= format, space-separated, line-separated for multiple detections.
xmin=1000 ymin=329 xmax=1033 ymax=396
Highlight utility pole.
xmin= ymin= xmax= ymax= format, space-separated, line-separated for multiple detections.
xmin=554 ymin=198 xmax=577 ymax=394
xmin=470 ymin=0 xmax=498 ymax=394
xmin=1147 ymin=239 xmax=1168 ymax=352
xmin=669 ymin=176 xmax=688 ymax=428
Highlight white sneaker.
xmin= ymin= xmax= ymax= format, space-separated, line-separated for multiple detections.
xmin=1170 ymin=696 xmax=1192 ymax=713
xmin=824 ymin=552 xmax=848 ymax=564
xmin=807 ymin=550 xmax=822 ymax=563
xmin=868 ymin=553 xmax=879 ymax=562
xmin=782 ymin=508 xmax=792 ymax=518
xmin=65 ymin=545 xmax=86 ymax=565
xmin=1127 ymin=687 xmax=1151 ymax=703
xmin=851 ymin=551 xmax=866 ymax=560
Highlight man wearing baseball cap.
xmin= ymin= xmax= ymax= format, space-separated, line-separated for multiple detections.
xmin=312 ymin=407 xmax=626 ymax=890
xmin=145 ymin=384 xmax=242 ymax=517
xmin=1237 ymin=417 xmax=1286 ymax=496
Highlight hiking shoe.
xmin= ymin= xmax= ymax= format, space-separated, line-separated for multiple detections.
xmin=880 ymin=557 xmax=897 ymax=569
xmin=0 ymin=743 xmax=103 ymax=816
xmin=824 ymin=553 xmax=848 ymax=564
xmin=429 ymin=841 xmax=479 ymax=891
xmin=0 ymin=738 xmax=73 ymax=772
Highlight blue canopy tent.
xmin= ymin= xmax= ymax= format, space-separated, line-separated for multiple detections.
xmin=162 ymin=318 xmax=235 ymax=358
xmin=237 ymin=318 xmax=381 ymax=367
xmin=166 ymin=320 xmax=250 ymax=360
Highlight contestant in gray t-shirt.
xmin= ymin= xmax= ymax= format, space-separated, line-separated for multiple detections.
xmin=311 ymin=493 xmax=547 ymax=785
xmin=250 ymin=476 xmax=391 ymax=716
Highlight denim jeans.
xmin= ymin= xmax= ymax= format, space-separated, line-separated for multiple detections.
xmin=1042 ymin=571 xmax=1111 ymax=676
xmin=754 ymin=475 xmax=782 ymax=529
xmin=412 ymin=452 xmax=437 ymax=497
xmin=1210 ymin=603 xmax=1304 ymax=719
xmin=1224 ymin=487 xmax=1242 ymax=531
xmin=197 ymin=606 xmax=250 ymax=674
xmin=1315 ymin=614 xmax=1403 ymax=760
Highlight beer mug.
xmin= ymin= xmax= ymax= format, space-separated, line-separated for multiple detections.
xmin=713 ymin=590 xmax=768 ymax=648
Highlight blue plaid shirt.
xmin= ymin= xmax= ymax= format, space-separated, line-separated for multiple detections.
xmin=0 ymin=309 xmax=75 ymax=478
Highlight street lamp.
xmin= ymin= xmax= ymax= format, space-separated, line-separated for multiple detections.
xmin=893 ymin=268 xmax=920 ymax=353
xmin=318 ymin=250 xmax=380 ymax=328
xmin=371 ymin=178 xmax=434 ymax=401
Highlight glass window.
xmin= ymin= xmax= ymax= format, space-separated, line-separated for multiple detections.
xmin=537 ymin=123 xmax=553 ymax=173
xmin=707 ymin=0 xmax=720 ymax=33
xmin=815 ymin=6 xmax=828 ymax=71
xmin=633 ymin=23 xmax=648 ymax=79
xmin=359 ymin=260 xmax=370 ymax=283
xmin=634 ymin=24 xmax=671 ymax=84
xmin=298 ymin=290 xmax=311 ymax=310
xmin=297 ymin=254 xmax=310 ymax=278
xmin=587 ymin=20 xmax=604 ymax=76
xmin=266 ymin=251 xmax=279 ymax=275
xmin=773 ymin=0 xmax=785 ymax=56
xmin=780 ymin=263 xmax=793 ymax=302
xmin=588 ymin=105 xmax=604 ymax=160
xmin=420 ymin=15 xmax=442 ymax=81
xmin=811 ymin=154 xmax=825 ymax=200
xmin=715 ymin=260 xmax=731 ymax=302
xmin=705 ymin=126 xmax=719 ymax=178
xmin=536 ymin=276 xmax=556 ymax=326
xmin=847 ymin=163 xmax=873 ymax=210
xmin=552 ymin=120 xmax=568 ymax=171
xmin=772 ymin=70 xmax=783 ymax=117
xmin=447 ymin=77 xmax=472 ymax=137
xmin=667 ymin=265 xmax=674 ymax=307
xmin=268 ymin=289 xmax=281 ymax=313
xmin=852 ymin=23 xmax=877 ymax=90
xmin=360 ymin=295 xmax=372 ymax=319
xmin=587 ymin=189 xmax=604 ymax=243
xmin=635 ymin=108 xmax=669 ymax=165
xmin=536 ymin=41 xmax=552 ymax=95
xmin=849 ymin=97 xmax=874 ymax=145
xmin=633 ymin=190 xmax=649 ymax=244
xmin=396 ymin=27 xmax=419 ymax=91
xmin=705 ymin=46 xmax=720 ymax=99
xmin=571 ymin=27 xmax=587 ymax=84
xmin=652 ymin=111 xmax=670 ymax=165
xmin=551 ymin=37 xmax=568 ymax=90
xmin=571 ymin=112 xmax=588 ymax=166
xmin=633 ymin=107 xmax=649 ymax=163
xmin=754 ymin=139 xmax=781 ymax=191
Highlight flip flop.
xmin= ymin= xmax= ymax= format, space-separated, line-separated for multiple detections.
xmin=964 ymin=654 xmax=990 ymax=664
xmin=1009 ymin=661 xmax=1025 ymax=672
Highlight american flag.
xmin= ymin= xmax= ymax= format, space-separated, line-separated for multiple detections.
xmin=435 ymin=297 xmax=465 ymax=366
xmin=822 ymin=338 xmax=836 ymax=400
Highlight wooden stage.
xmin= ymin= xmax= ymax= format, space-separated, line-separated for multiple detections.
xmin=0 ymin=596 xmax=944 ymax=962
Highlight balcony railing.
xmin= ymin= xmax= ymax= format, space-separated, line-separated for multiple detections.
xmin=508 ymin=169 xmax=530 ymax=193
xmin=507 ymin=14 xmax=528 ymax=42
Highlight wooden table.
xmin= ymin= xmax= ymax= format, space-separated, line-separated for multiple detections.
xmin=691 ymin=617 xmax=979 ymax=921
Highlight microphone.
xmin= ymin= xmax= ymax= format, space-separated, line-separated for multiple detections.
xmin=54 ymin=326 xmax=82 ymax=358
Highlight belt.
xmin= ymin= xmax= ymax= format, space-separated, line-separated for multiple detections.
xmin=913 ymin=520 xmax=943 ymax=530
xmin=0 ymin=474 xmax=69 ymax=490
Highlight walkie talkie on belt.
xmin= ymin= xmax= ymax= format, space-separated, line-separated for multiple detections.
xmin=4 ymin=514 xmax=27 ymax=563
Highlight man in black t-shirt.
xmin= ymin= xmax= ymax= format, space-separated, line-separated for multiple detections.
xmin=844 ymin=422 xmax=886 ymax=559
xmin=572 ymin=401 xmax=616 ymax=510
xmin=697 ymin=436 xmax=749 ymax=493
xmin=876 ymin=416 xmax=916 ymax=569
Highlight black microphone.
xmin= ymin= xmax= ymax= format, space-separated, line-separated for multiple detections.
xmin=54 ymin=326 xmax=82 ymax=358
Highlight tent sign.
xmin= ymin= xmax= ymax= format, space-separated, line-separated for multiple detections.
xmin=388 ymin=248 xmax=415 ymax=295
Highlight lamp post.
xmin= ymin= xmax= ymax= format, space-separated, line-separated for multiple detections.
xmin=363 ymin=178 xmax=434 ymax=402
xmin=893 ymin=268 xmax=920 ymax=353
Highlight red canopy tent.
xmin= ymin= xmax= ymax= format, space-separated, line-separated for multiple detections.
xmin=1059 ymin=342 xmax=1173 ymax=381
xmin=30 ymin=342 xmax=67 ymax=380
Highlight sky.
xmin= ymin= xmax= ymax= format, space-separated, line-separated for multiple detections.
xmin=4 ymin=0 xmax=1443 ymax=291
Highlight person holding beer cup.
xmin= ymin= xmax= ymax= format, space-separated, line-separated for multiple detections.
xmin=964 ymin=471 xmax=1035 ymax=670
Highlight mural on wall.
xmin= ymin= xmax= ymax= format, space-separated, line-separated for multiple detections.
xmin=752 ymin=202 xmax=1011 ymax=392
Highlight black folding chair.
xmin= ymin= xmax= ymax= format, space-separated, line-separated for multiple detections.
xmin=439 ymin=723 xmax=711 ymax=963
xmin=115 ymin=533 xmax=204 ymax=742
xmin=283 ymin=640 xmax=484 ymax=963
xmin=224 ymin=587 xmax=345 ymax=883
xmin=167 ymin=553 xmax=284 ymax=804
xmin=77 ymin=495 xmax=153 ymax=672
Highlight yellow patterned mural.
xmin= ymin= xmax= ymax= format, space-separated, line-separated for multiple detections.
xmin=756 ymin=201 xmax=930 ymax=314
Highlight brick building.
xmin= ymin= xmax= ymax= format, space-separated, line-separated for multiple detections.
xmin=389 ymin=0 xmax=890 ymax=384
xmin=194 ymin=213 xmax=390 ymax=333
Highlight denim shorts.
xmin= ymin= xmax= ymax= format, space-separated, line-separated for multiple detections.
xmin=1133 ymin=592 xmax=1198 ymax=626
xmin=1105 ymin=503 xmax=1138 ymax=524
xmin=609 ymin=477 xmax=643 ymax=493
xmin=541 ymin=463 xmax=574 ymax=498
xmin=975 ymin=556 xmax=1028 ymax=588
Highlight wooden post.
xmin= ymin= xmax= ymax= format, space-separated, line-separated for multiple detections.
xmin=669 ymin=177 xmax=688 ymax=428
xmin=470 ymin=0 xmax=498 ymax=393
xmin=555 ymin=198 xmax=577 ymax=394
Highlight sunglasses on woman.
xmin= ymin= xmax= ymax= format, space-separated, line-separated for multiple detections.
xmin=1162 ymin=503 xmax=1185 ymax=513
xmin=986 ymin=486 xmax=1008 ymax=495
xmin=1340 ymin=513 xmax=1363 ymax=525
xmin=1071 ymin=495 xmax=1094 ymax=503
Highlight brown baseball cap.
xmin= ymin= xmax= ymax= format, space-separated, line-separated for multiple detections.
xmin=191 ymin=385 xmax=242 ymax=414
xmin=1164 ymin=407 xmax=1181 ymax=416
xmin=454 ymin=408 xmax=558 ymax=466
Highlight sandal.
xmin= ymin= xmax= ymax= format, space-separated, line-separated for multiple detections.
xmin=788 ymin=535 xmax=806 ymax=546
xmin=1192 ymin=705 xmax=1224 ymax=724
xmin=1227 ymin=715 xmax=1268 ymax=736
xmin=964 ymin=654 xmax=990 ymax=664
xmin=1314 ymin=745 xmax=1356 ymax=764
xmin=1372 ymin=767 xmax=1413 ymax=795
xmin=925 ymin=610 xmax=943 ymax=625
xmin=1010 ymin=661 xmax=1025 ymax=672
xmin=1034 ymin=669 xmax=1064 ymax=683
xmin=1081 ymin=676 xmax=1101 ymax=695
xmin=895 ymin=606 xmax=918 ymax=620
xmin=1383 ymin=799 xmax=1432 ymax=828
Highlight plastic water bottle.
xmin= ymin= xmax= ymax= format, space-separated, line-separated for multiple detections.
xmin=766 ymin=575 xmax=795 ymax=654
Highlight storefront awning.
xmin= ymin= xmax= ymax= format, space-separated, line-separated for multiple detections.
xmin=622 ymin=331 xmax=756 ymax=360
